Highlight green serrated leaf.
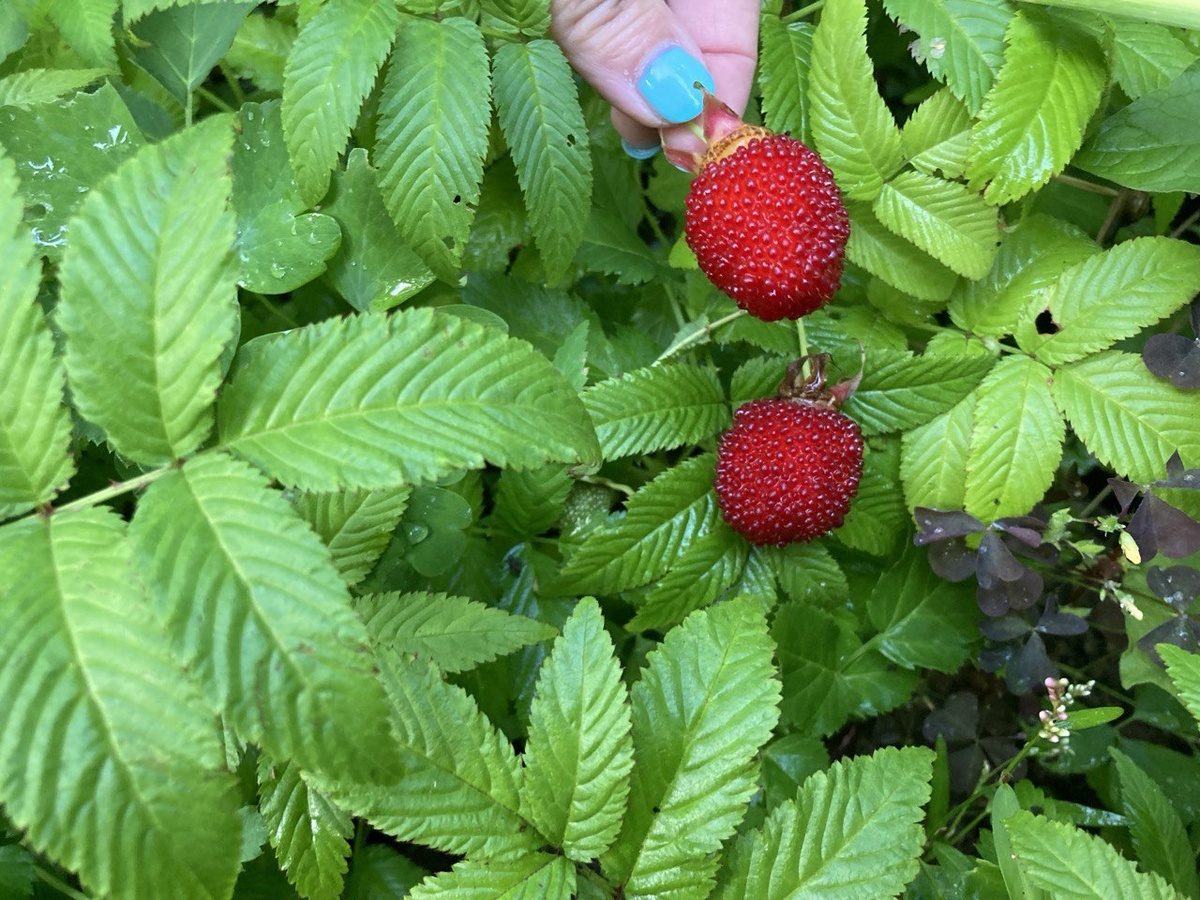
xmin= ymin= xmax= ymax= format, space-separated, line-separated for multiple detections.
xmin=577 ymin=207 xmax=657 ymax=285
xmin=964 ymin=355 xmax=1064 ymax=521
xmin=356 ymin=591 xmax=557 ymax=673
xmin=1075 ymin=61 xmax=1200 ymax=195
xmin=322 ymin=148 xmax=435 ymax=311
xmin=1160 ymin=646 xmax=1200 ymax=727
xmin=836 ymin=439 xmax=909 ymax=556
xmin=481 ymin=0 xmax=551 ymax=39
xmin=258 ymin=755 xmax=353 ymax=900
xmin=759 ymin=14 xmax=814 ymax=142
xmin=233 ymin=100 xmax=341 ymax=293
xmin=0 ymin=509 xmax=241 ymax=900
xmin=58 ymin=116 xmax=238 ymax=464
xmin=47 ymin=0 xmax=117 ymax=68
xmin=1007 ymin=811 xmax=1184 ymax=899
xmin=584 ymin=365 xmax=728 ymax=460
xmin=603 ymin=599 xmax=781 ymax=899
xmin=217 ymin=309 xmax=599 ymax=491
xmin=1052 ymin=351 xmax=1200 ymax=484
xmin=0 ymin=67 xmax=105 ymax=108
xmin=882 ymin=0 xmax=1013 ymax=113
xmin=809 ymin=0 xmax=904 ymax=199
xmin=129 ymin=452 xmax=398 ymax=780
xmin=343 ymin=844 xmax=428 ymax=899
xmin=867 ymin=547 xmax=979 ymax=672
xmin=846 ymin=202 xmax=959 ymax=302
xmin=281 ymin=0 xmax=397 ymax=205
xmin=374 ymin=16 xmax=490 ymax=279
xmin=492 ymin=464 xmax=573 ymax=537
xmin=1110 ymin=748 xmax=1200 ymax=899
xmin=968 ymin=11 xmax=1107 ymax=205
xmin=1014 ymin=237 xmax=1200 ymax=365
xmin=1111 ymin=20 xmax=1198 ymax=99
xmin=775 ymin=603 xmax=919 ymax=736
xmin=325 ymin=653 xmax=541 ymax=860
xmin=493 ymin=39 xmax=592 ymax=281
xmin=0 ymin=83 xmax=144 ymax=260
xmin=902 ymin=88 xmax=973 ymax=178
xmin=555 ymin=454 xmax=719 ymax=596
xmin=948 ymin=214 xmax=1100 ymax=337
xmin=716 ymin=747 xmax=934 ymax=899
xmin=842 ymin=347 xmax=993 ymax=436
xmin=521 ymin=598 xmax=633 ymax=861
xmin=0 ymin=151 xmax=72 ymax=518
xmin=408 ymin=854 xmax=574 ymax=899
xmin=765 ymin=542 xmax=850 ymax=606
xmin=293 ymin=486 xmax=410 ymax=586
xmin=901 ymin=393 xmax=975 ymax=512
xmin=874 ymin=169 xmax=1000 ymax=279
xmin=124 ymin=0 xmax=240 ymax=19
xmin=628 ymin=520 xmax=749 ymax=633
xmin=225 ymin=9 xmax=294 ymax=93
xmin=131 ymin=2 xmax=255 ymax=106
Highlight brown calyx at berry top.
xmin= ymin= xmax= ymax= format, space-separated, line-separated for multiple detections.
xmin=664 ymin=89 xmax=771 ymax=175
xmin=776 ymin=353 xmax=864 ymax=411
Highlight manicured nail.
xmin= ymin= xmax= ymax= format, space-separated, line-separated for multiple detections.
xmin=621 ymin=139 xmax=660 ymax=160
xmin=638 ymin=46 xmax=715 ymax=124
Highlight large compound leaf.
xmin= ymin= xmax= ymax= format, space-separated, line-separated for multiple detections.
xmin=1007 ymin=811 xmax=1184 ymax=900
xmin=408 ymin=854 xmax=574 ymax=899
xmin=716 ymin=747 xmax=933 ymax=899
xmin=356 ymin=591 xmax=557 ymax=674
xmin=217 ymin=309 xmax=599 ymax=491
xmin=873 ymin=170 xmax=999 ymax=279
xmin=1075 ymin=62 xmax=1200 ymax=195
xmin=129 ymin=452 xmax=398 ymax=780
xmin=1052 ymin=352 xmax=1200 ymax=484
xmin=293 ymin=486 xmax=411 ymax=587
xmin=1110 ymin=21 xmax=1197 ymax=99
xmin=0 ymin=509 xmax=241 ymax=900
xmin=842 ymin=347 xmax=993 ymax=436
xmin=233 ymin=101 xmax=341 ymax=294
xmin=258 ymin=755 xmax=353 ymax=900
xmin=326 ymin=654 xmax=541 ymax=860
xmin=758 ymin=15 xmax=815 ymax=142
xmin=0 ymin=151 xmax=72 ymax=518
xmin=46 ymin=0 xmax=117 ymax=68
xmin=130 ymin=2 xmax=255 ymax=107
xmin=583 ymin=364 xmax=728 ymax=459
xmin=375 ymin=16 xmax=490 ymax=279
xmin=554 ymin=454 xmax=719 ymax=595
xmin=493 ymin=39 xmax=592 ymax=281
xmin=281 ymin=0 xmax=398 ymax=205
xmin=1014 ymin=238 xmax=1200 ymax=366
xmin=964 ymin=356 xmax=1064 ymax=521
xmin=967 ymin=12 xmax=1106 ymax=205
xmin=602 ymin=599 xmax=781 ymax=899
xmin=57 ymin=116 xmax=238 ymax=464
xmin=808 ymin=0 xmax=904 ymax=199
xmin=882 ymin=0 xmax=1013 ymax=113
xmin=0 ymin=68 xmax=106 ymax=109
xmin=521 ymin=598 xmax=634 ymax=862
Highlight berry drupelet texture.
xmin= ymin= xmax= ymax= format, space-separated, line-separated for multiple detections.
xmin=714 ymin=398 xmax=863 ymax=545
xmin=685 ymin=134 xmax=849 ymax=322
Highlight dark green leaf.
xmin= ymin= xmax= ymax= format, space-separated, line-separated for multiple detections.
xmin=131 ymin=2 xmax=256 ymax=106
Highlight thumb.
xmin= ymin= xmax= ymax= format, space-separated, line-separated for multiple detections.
xmin=550 ymin=0 xmax=715 ymax=130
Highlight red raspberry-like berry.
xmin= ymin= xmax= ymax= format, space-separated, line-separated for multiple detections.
xmin=685 ymin=131 xmax=849 ymax=321
xmin=714 ymin=367 xmax=864 ymax=546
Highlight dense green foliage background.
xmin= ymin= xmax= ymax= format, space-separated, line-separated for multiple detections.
xmin=1 ymin=0 xmax=1200 ymax=897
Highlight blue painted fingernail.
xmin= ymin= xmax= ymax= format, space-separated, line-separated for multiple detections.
xmin=622 ymin=139 xmax=660 ymax=160
xmin=638 ymin=46 xmax=715 ymax=124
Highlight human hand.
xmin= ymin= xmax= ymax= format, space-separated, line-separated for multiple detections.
xmin=549 ymin=0 xmax=760 ymax=160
